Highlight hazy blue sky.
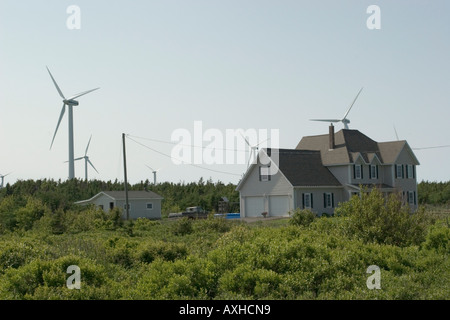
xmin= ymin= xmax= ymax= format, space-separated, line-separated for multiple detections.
xmin=1 ymin=0 xmax=449 ymax=185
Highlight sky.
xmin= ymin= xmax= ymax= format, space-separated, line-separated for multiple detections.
xmin=0 ymin=0 xmax=449 ymax=186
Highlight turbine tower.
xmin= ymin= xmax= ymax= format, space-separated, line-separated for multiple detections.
xmin=47 ymin=66 xmax=99 ymax=180
xmin=310 ymin=87 xmax=363 ymax=129
xmin=145 ymin=165 xmax=161 ymax=185
xmin=74 ymin=135 xmax=99 ymax=181
xmin=0 ymin=172 xmax=11 ymax=189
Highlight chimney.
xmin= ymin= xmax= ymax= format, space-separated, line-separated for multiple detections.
xmin=329 ymin=124 xmax=335 ymax=150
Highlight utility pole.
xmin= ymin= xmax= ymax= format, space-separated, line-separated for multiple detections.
xmin=122 ymin=133 xmax=130 ymax=220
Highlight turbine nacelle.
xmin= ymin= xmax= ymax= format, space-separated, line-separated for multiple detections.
xmin=64 ymin=99 xmax=79 ymax=106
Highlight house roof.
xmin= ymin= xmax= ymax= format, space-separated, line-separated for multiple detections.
xmin=236 ymin=148 xmax=342 ymax=190
xmin=75 ymin=190 xmax=163 ymax=205
xmin=296 ymin=129 xmax=419 ymax=165
xmin=276 ymin=149 xmax=342 ymax=187
xmin=102 ymin=190 xmax=163 ymax=200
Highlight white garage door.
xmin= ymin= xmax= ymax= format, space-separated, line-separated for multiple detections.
xmin=245 ymin=196 xmax=265 ymax=217
xmin=269 ymin=196 xmax=290 ymax=217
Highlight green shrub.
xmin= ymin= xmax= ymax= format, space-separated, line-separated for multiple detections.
xmin=136 ymin=241 xmax=188 ymax=264
xmin=423 ymin=224 xmax=450 ymax=254
xmin=172 ymin=217 xmax=193 ymax=236
xmin=288 ymin=208 xmax=316 ymax=227
xmin=335 ymin=188 xmax=429 ymax=247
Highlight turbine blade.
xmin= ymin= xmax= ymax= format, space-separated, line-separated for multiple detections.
xmin=88 ymin=159 xmax=99 ymax=173
xmin=145 ymin=164 xmax=155 ymax=171
xmin=67 ymin=87 xmax=100 ymax=100
xmin=46 ymin=66 xmax=66 ymax=99
xmin=342 ymin=87 xmax=363 ymax=120
xmin=393 ymin=125 xmax=399 ymax=141
xmin=85 ymin=135 xmax=92 ymax=156
xmin=50 ymin=104 xmax=66 ymax=149
xmin=310 ymin=119 xmax=341 ymax=122
xmin=238 ymin=130 xmax=252 ymax=148
xmin=74 ymin=157 xmax=84 ymax=161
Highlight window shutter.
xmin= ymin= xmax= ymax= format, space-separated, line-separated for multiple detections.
xmin=376 ymin=165 xmax=379 ymax=179
xmin=311 ymin=193 xmax=314 ymax=208
xmin=414 ymin=191 xmax=417 ymax=205
xmin=323 ymin=193 xmax=326 ymax=208
xmin=402 ymin=165 xmax=405 ymax=178
xmin=361 ymin=165 xmax=364 ymax=179
xmin=405 ymin=165 xmax=409 ymax=179
xmin=353 ymin=165 xmax=356 ymax=179
xmin=302 ymin=193 xmax=305 ymax=209
xmin=332 ymin=193 xmax=335 ymax=208
xmin=395 ymin=165 xmax=398 ymax=178
xmin=413 ymin=165 xmax=416 ymax=179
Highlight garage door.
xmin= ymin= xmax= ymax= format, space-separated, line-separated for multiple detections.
xmin=245 ymin=196 xmax=265 ymax=217
xmin=269 ymin=196 xmax=290 ymax=217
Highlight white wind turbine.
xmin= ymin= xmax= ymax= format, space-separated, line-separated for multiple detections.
xmin=47 ymin=66 xmax=99 ymax=180
xmin=0 ymin=172 xmax=11 ymax=189
xmin=240 ymin=132 xmax=270 ymax=170
xmin=145 ymin=165 xmax=162 ymax=185
xmin=310 ymin=87 xmax=364 ymax=129
xmin=73 ymin=135 xmax=99 ymax=181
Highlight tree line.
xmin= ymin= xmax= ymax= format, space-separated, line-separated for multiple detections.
xmin=0 ymin=177 xmax=240 ymax=216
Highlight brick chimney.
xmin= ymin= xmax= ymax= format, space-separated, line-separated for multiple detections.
xmin=329 ymin=124 xmax=335 ymax=150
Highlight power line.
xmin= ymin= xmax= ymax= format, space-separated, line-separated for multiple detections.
xmin=126 ymin=135 xmax=243 ymax=177
xmin=126 ymin=134 xmax=252 ymax=153
xmin=412 ymin=145 xmax=450 ymax=150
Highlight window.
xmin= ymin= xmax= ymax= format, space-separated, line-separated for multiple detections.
xmin=259 ymin=166 xmax=271 ymax=182
xmin=123 ymin=203 xmax=131 ymax=210
xmin=99 ymin=205 xmax=104 ymax=210
xmin=146 ymin=203 xmax=153 ymax=210
xmin=408 ymin=191 xmax=416 ymax=205
xmin=323 ymin=193 xmax=334 ymax=208
xmin=407 ymin=165 xmax=414 ymax=179
xmin=109 ymin=202 xmax=114 ymax=210
xmin=303 ymin=193 xmax=313 ymax=209
xmin=354 ymin=164 xmax=362 ymax=179
xmin=370 ymin=165 xmax=378 ymax=179
xmin=396 ymin=165 xmax=403 ymax=179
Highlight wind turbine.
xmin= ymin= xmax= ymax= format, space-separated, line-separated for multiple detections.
xmin=47 ymin=66 xmax=99 ymax=180
xmin=145 ymin=165 xmax=161 ymax=185
xmin=240 ymin=132 xmax=270 ymax=170
xmin=310 ymin=87 xmax=364 ymax=129
xmin=0 ymin=172 xmax=11 ymax=189
xmin=73 ymin=135 xmax=99 ymax=181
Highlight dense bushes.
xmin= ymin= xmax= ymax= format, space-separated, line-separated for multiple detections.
xmin=0 ymin=184 xmax=448 ymax=300
xmin=335 ymin=188 xmax=429 ymax=247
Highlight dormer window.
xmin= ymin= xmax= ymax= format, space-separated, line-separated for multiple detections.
xmin=354 ymin=164 xmax=362 ymax=179
xmin=396 ymin=164 xmax=404 ymax=179
xmin=370 ymin=165 xmax=378 ymax=179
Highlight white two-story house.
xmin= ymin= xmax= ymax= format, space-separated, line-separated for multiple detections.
xmin=236 ymin=125 xmax=419 ymax=217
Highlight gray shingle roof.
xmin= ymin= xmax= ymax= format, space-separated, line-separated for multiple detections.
xmin=296 ymin=129 xmax=413 ymax=165
xmin=102 ymin=190 xmax=163 ymax=200
xmin=269 ymin=149 xmax=342 ymax=187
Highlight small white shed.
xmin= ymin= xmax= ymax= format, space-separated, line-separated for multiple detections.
xmin=75 ymin=190 xmax=163 ymax=220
